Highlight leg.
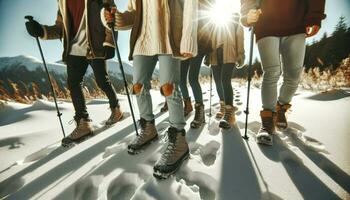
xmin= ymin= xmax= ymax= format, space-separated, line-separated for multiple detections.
xmin=212 ymin=65 xmax=224 ymax=101
xmin=258 ymin=36 xmax=282 ymax=111
xmin=279 ymin=33 xmax=306 ymax=104
xmin=188 ymin=54 xmax=205 ymax=103
xmin=66 ymin=55 xmax=89 ymax=120
xmin=158 ymin=55 xmax=186 ymax=130
xmin=89 ymin=59 xmax=119 ymax=108
xmin=221 ymin=63 xmax=234 ymax=106
xmin=132 ymin=55 xmax=158 ymax=121
xmin=179 ymin=59 xmax=190 ymax=99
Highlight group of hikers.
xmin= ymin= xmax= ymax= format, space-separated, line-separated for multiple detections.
xmin=25 ymin=0 xmax=326 ymax=178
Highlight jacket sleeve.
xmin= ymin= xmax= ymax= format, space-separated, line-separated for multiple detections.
xmin=304 ymin=0 xmax=326 ymax=27
xmin=42 ymin=9 xmax=64 ymax=40
xmin=100 ymin=0 xmax=135 ymax=30
xmin=240 ymin=0 xmax=256 ymax=27
xmin=180 ymin=0 xmax=198 ymax=56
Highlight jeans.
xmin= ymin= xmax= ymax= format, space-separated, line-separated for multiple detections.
xmin=212 ymin=63 xmax=235 ymax=106
xmin=257 ymin=33 xmax=305 ymax=111
xmin=179 ymin=54 xmax=205 ymax=103
xmin=66 ymin=55 xmax=119 ymax=120
xmin=133 ymin=55 xmax=186 ymax=130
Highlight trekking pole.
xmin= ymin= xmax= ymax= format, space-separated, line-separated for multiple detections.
xmin=25 ymin=16 xmax=66 ymax=138
xmin=208 ymin=67 xmax=213 ymax=125
xmin=243 ymin=0 xmax=262 ymax=140
xmin=103 ymin=1 xmax=139 ymax=136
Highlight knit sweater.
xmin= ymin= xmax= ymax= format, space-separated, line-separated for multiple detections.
xmin=240 ymin=0 xmax=326 ymax=41
xmin=206 ymin=13 xmax=245 ymax=66
xmin=102 ymin=0 xmax=198 ymax=60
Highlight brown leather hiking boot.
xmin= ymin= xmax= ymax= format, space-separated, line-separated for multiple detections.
xmin=153 ymin=127 xmax=190 ymax=179
xmin=216 ymin=101 xmax=225 ymax=119
xmin=190 ymin=103 xmax=205 ymax=129
xmin=257 ymin=110 xmax=276 ymax=146
xmin=64 ymin=118 xmax=93 ymax=143
xmin=183 ymin=97 xmax=193 ymax=117
xmin=128 ymin=118 xmax=158 ymax=154
xmin=219 ymin=105 xmax=236 ymax=129
xmin=105 ymin=107 xmax=123 ymax=126
xmin=276 ymin=102 xmax=291 ymax=130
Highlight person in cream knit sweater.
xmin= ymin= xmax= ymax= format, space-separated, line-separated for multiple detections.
xmin=103 ymin=0 xmax=198 ymax=179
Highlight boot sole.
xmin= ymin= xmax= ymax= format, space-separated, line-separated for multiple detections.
xmin=127 ymin=134 xmax=159 ymax=155
xmin=153 ymin=150 xmax=190 ymax=180
xmin=256 ymin=134 xmax=273 ymax=146
xmin=61 ymin=131 xmax=94 ymax=147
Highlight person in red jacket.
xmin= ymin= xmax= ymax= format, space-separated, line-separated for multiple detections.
xmin=25 ymin=0 xmax=123 ymax=143
xmin=241 ymin=0 xmax=326 ymax=145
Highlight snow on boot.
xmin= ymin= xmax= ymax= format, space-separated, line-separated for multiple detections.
xmin=190 ymin=103 xmax=205 ymax=129
xmin=160 ymin=101 xmax=168 ymax=112
xmin=62 ymin=118 xmax=93 ymax=146
xmin=183 ymin=97 xmax=193 ymax=117
xmin=276 ymin=102 xmax=291 ymax=130
xmin=105 ymin=107 xmax=124 ymax=126
xmin=127 ymin=118 xmax=158 ymax=154
xmin=219 ymin=105 xmax=236 ymax=129
xmin=256 ymin=110 xmax=276 ymax=146
xmin=153 ymin=127 xmax=190 ymax=179
xmin=216 ymin=101 xmax=225 ymax=119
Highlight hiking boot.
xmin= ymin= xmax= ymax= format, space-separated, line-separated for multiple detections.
xmin=105 ymin=107 xmax=123 ymax=126
xmin=127 ymin=118 xmax=158 ymax=154
xmin=183 ymin=97 xmax=193 ymax=117
xmin=153 ymin=127 xmax=190 ymax=179
xmin=256 ymin=110 xmax=276 ymax=146
xmin=216 ymin=101 xmax=225 ymax=119
xmin=62 ymin=118 xmax=93 ymax=145
xmin=160 ymin=101 xmax=168 ymax=112
xmin=219 ymin=105 xmax=236 ymax=129
xmin=190 ymin=103 xmax=205 ymax=129
xmin=276 ymin=102 xmax=291 ymax=130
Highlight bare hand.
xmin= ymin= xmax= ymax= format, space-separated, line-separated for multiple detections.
xmin=306 ymin=25 xmax=320 ymax=38
xmin=247 ymin=9 xmax=262 ymax=25
xmin=104 ymin=7 xmax=117 ymax=24
xmin=181 ymin=52 xmax=193 ymax=58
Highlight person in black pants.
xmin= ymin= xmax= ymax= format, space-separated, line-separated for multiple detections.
xmin=25 ymin=0 xmax=123 ymax=142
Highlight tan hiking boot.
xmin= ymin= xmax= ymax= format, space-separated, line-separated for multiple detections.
xmin=190 ymin=103 xmax=205 ymax=129
xmin=127 ymin=118 xmax=158 ymax=154
xmin=105 ymin=107 xmax=123 ymax=126
xmin=67 ymin=118 xmax=93 ymax=142
xmin=216 ymin=101 xmax=225 ymax=119
xmin=219 ymin=105 xmax=236 ymax=129
xmin=183 ymin=97 xmax=193 ymax=117
xmin=153 ymin=127 xmax=190 ymax=179
xmin=257 ymin=110 xmax=276 ymax=146
xmin=276 ymin=102 xmax=291 ymax=130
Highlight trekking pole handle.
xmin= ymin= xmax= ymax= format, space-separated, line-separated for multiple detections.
xmin=25 ymin=15 xmax=34 ymax=22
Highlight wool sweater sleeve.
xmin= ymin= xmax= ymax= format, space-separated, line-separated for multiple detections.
xmin=180 ymin=0 xmax=198 ymax=56
xmin=42 ymin=9 xmax=64 ymax=40
xmin=304 ymin=0 xmax=326 ymax=27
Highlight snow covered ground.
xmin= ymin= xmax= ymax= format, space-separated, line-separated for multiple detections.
xmin=0 ymin=83 xmax=349 ymax=200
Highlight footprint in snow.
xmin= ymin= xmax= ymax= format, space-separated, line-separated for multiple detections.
xmin=107 ymin=173 xmax=143 ymax=200
xmin=200 ymin=140 xmax=221 ymax=166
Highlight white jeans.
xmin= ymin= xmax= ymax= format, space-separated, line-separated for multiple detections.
xmin=257 ymin=33 xmax=306 ymax=111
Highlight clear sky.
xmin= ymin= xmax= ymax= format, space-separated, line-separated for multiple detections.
xmin=0 ymin=0 xmax=349 ymax=63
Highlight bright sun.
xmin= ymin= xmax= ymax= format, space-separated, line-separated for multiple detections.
xmin=207 ymin=0 xmax=240 ymax=27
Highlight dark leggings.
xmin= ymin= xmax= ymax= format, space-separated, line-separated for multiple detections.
xmin=66 ymin=55 xmax=118 ymax=120
xmin=212 ymin=63 xmax=235 ymax=106
xmin=179 ymin=54 xmax=205 ymax=103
